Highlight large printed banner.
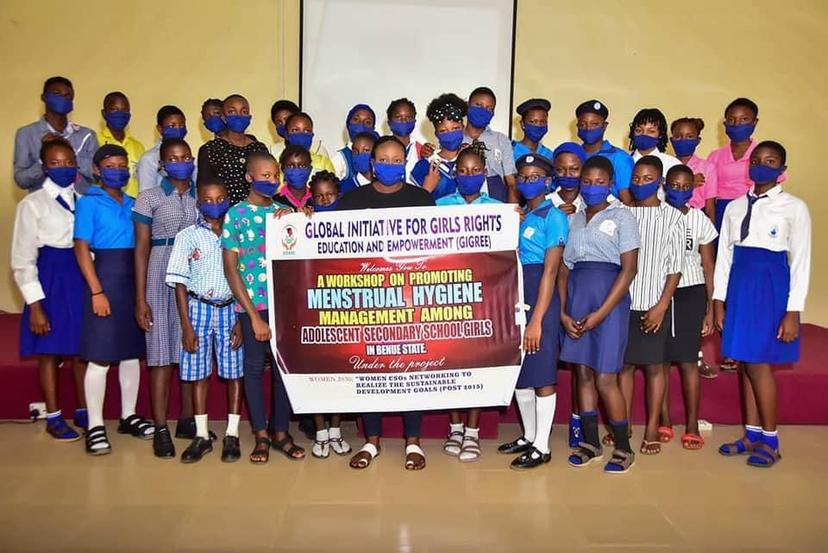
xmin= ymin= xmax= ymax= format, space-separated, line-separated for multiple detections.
xmin=266 ymin=204 xmax=524 ymax=413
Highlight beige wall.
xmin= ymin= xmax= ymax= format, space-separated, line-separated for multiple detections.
xmin=1 ymin=0 xmax=826 ymax=324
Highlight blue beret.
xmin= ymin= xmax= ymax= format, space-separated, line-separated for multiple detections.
xmin=93 ymin=144 xmax=128 ymax=165
xmin=552 ymin=142 xmax=587 ymax=163
xmin=516 ymin=98 xmax=551 ymax=116
xmin=516 ymin=153 xmax=553 ymax=174
xmin=575 ymin=99 xmax=609 ymax=120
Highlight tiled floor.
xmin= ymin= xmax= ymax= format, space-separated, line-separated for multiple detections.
xmin=0 ymin=421 xmax=824 ymax=552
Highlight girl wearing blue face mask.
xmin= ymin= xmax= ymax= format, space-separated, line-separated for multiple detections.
xmin=465 ymin=86 xmax=519 ymax=203
xmin=513 ymin=98 xmax=554 ymax=161
xmin=282 ymin=112 xmax=336 ymax=179
xmin=658 ymin=165 xmax=718 ymax=451
xmin=74 ymin=144 xmax=153 ymax=456
xmin=340 ymin=132 xmax=377 ymax=195
xmin=99 ymin=91 xmax=145 ymax=199
xmin=12 ymin=138 xmax=88 ymax=442
xmin=498 ymin=153 xmax=568 ymax=471
xmin=411 ymin=93 xmax=468 ymax=200
xmin=201 ymin=98 xmax=226 ymax=137
xmin=628 ymin=108 xmax=681 ymax=182
xmin=278 ymin=145 xmax=314 ymax=209
xmin=136 ymin=105 xmax=189 ymax=193
xmin=331 ymin=104 xmax=377 ymax=181
xmin=133 ymin=138 xmax=200 ymax=458
xmin=197 ymin=94 xmax=269 ymax=206
xmin=560 ymin=155 xmax=640 ymax=474
xmin=387 ymin=98 xmax=426 ymax=182
xmin=714 ymin=141 xmax=810 ymax=469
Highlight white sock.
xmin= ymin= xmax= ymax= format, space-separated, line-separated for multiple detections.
xmin=514 ymin=388 xmax=537 ymax=442
xmin=118 ymin=359 xmax=140 ymax=420
xmin=316 ymin=429 xmax=330 ymax=442
xmin=195 ymin=414 xmax=209 ymax=439
xmin=465 ymin=427 xmax=479 ymax=439
xmin=85 ymin=362 xmax=110 ymax=429
xmin=328 ymin=426 xmax=341 ymax=439
xmin=449 ymin=422 xmax=464 ymax=435
xmin=226 ymin=414 xmax=240 ymax=437
xmin=532 ymin=393 xmax=557 ymax=454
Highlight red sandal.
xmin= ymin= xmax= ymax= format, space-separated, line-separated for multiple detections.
xmin=681 ymin=433 xmax=705 ymax=450
xmin=658 ymin=426 xmax=674 ymax=443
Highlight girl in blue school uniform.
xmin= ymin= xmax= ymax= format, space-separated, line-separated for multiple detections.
xmin=332 ymin=104 xmax=377 ymax=180
xmin=497 ymin=153 xmax=568 ymax=470
xmin=74 ymin=145 xmax=153 ymax=455
xmin=386 ymin=97 xmax=426 ymax=182
xmin=12 ymin=138 xmax=87 ymax=441
xmin=714 ymin=141 xmax=811 ymax=468
xmin=411 ymin=93 xmax=468 ymax=200
xmin=560 ymin=155 xmax=640 ymax=473
xmin=339 ymin=132 xmax=377 ymax=195
xmin=436 ymin=143 xmax=501 ymax=462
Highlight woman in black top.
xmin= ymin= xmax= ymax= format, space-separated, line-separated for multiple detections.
xmin=197 ymin=94 xmax=269 ymax=205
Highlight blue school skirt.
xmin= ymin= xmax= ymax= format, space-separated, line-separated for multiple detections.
xmin=20 ymin=247 xmax=84 ymax=357
xmin=722 ymin=246 xmax=799 ymax=364
xmin=487 ymin=175 xmax=508 ymax=203
xmin=714 ymin=199 xmax=732 ymax=233
xmin=516 ymin=263 xmax=560 ymax=388
xmin=559 ymin=262 xmax=631 ymax=374
xmin=79 ymin=249 xmax=146 ymax=363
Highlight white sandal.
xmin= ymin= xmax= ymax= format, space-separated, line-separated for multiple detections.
xmin=312 ymin=439 xmax=330 ymax=459
xmin=405 ymin=443 xmax=426 ymax=471
xmin=443 ymin=429 xmax=464 ymax=457
xmin=458 ymin=435 xmax=481 ymax=463
xmin=329 ymin=435 xmax=351 ymax=456
xmin=349 ymin=442 xmax=379 ymax=470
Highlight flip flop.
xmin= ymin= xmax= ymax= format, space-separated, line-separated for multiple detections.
xmin=349 ymin=442 xmax=380 ymax=470
xmin=681 ymin=433 xmax=705 ymax=450
xmin=640 ymin=440 xmax=661 ymax=455
xmin=658 ymin=426 xmax=674 ymax=443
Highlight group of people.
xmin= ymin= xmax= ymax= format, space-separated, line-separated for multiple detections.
xmin=11 ymin=76 xmax=810 ymax=473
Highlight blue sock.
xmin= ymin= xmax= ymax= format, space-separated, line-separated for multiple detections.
xmin=761 ymin=430 xmax=779 ymax=450
xmin=745 ymin=425 xmax=762 ymax=443
xmin=46 ymin=410 xmax=62 ymax=424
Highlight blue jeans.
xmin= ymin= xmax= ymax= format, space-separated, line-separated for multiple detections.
xmin=362 ymin=412 xmax=422 ymax=439
xmin=239 ymin=311 xmax=291 ymax=433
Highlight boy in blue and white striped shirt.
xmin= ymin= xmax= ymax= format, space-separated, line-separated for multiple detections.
xmin=166 ymin=178 xmax=244 ymax=464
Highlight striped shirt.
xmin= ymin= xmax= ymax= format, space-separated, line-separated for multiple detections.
xmin=563 ymin=203 xmax=640 ymax=269
xmin=628 ymin=202 xmax=685 ymax=311
xmin=678 ymin=208 xmax=718 ymax=288
xmin=166 ymin=220 xmax=233 ymax=302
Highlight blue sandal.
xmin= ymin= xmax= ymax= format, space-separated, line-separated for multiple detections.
xmin=747 ymin=443 xmax=781 ymax=468
xmin=718 ymin=436 xmax=757 ymax=456
xmin=46 ymin=417 xmax=81 ymax=442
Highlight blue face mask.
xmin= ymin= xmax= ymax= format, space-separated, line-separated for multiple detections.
xmin=45 ymin=166 xmax=78 ymax=188
xmin=581 ymin=184 xmax=611 ymax=206
xmin=162 ymin=126 xmax=187 ymax=140
xmin=276 ymin=123 xmax=287 ymax=139
xmin=523 ymin=123 xmax=548 ymax=143
xmin=437 ymin=129 xmax=464 ymax=151
xmin=313 ymin=200 xmax=339 ymax=212
xmin=577 ymin=126 xmax=604 ymax=145
xmin=199 ymin=199 xmax=230 ymax=220
xmin=749 ymin=163 xmax=784 ymax=184
xmin=226 ymin=114 xmax=252 ymax=133
xmin=467 ymin=105 xmax=494 ymax=128
xmin=204 ymin=115 xmax=226 ymax=134
xmin=104 ymin=111 xmax=131 ymax=131
xmin=671 ymin=138 xmax=700 ymax=157
xmin=99 ymin=167 xmax=130 ymax=188
xmin=44 ymin=93 xmax=73 ymax=115
xmin=353 ymin=152 xmax=371 ymax=174
xmin=725 ymin=122 xmax=755 ymax=142
xmin=389 ymin=120 xmax=416 ymax=137
xmin=287 ymin=132 xmax=314 ymax=150
xmin=347 ymin=123 xmax=372 ymax=141
xmin=455 ymin=173 xmax=486 ymax=196
xmin=165 ymin=160 xmax=195 ymax=181
xmin=517 ymin=179 xmax=548 ymax=201
xmin=372 ymin=162 xmax=405 ymax=186
xmin=283 ymin=167 xmax=311 ymax=189
xmin=555 ymin=175 xmax=581 ymax=190
xmin=251 ymin=180 xmax=277 ymax=197
xmin=631 ymin=180 xmax=660 ymax=201
xmin=665 ymin=187 xmax=693 ymax=209
xmin=633 ymin=134 xmax=660 ymax=152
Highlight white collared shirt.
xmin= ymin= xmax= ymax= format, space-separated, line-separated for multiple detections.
xmin=546 ymin=189 xmax=586 ymax=215
xmin=11 ymin=178 xmax=77 ymax=304
xmin=714 ymin=185 xmax=811 ymax=311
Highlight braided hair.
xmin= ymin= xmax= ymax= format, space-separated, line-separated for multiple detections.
xmin=628 ymin=108 xmax=669 ymax=153
xmin=456 ymin=140 xmax=488 ymax=169
xmin=426 ymin=93 xmax=468 ymax=125
xmin=670 ymin=117 xmax=705 ymax=135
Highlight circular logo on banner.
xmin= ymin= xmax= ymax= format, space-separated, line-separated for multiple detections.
xmin=282 ymin=224 xmax=298 ymax=253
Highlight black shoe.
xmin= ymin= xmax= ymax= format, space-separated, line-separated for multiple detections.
xmin=221 ymin=435 xmax=241 ymax=463
xmin=181 ymin=436 xmax=213 ymax=464
xmin=298 ymin=416 xmax=316 ymax=441
xmin=175 ymin=417 xmax=196 ymax=439
xmin=497 ymin=436 xmax=532 ymax=455
xmin=510 ymin=446 xmax=551 ymax=470
xmin=153 ymin=425 xmax=176 ymax=459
